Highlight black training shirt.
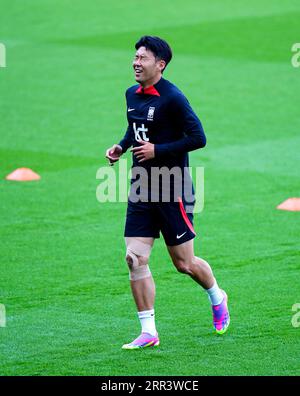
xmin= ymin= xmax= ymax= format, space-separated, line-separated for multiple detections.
xmin=118 ymin=77 xmax=206 ymax=171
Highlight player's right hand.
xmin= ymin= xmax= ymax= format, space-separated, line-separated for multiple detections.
xmin=105 ymin=144 xmax=123 ymax=166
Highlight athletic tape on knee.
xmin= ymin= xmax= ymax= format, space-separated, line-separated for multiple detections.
xmin=128 ymin=260 xmax=151 ymax=281
xmin=125 ymin=238 xmax=152 ymax=281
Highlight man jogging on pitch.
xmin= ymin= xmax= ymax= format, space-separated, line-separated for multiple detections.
xmin=106 ymin=36 xmax=230 ymax=349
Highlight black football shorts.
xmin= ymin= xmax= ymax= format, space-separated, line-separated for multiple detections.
xmin=124 ymin=197 xmax=196 ymax=246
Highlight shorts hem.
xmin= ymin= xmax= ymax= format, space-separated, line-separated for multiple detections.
xmin=165 ymin=233 xmax=196 ymax=247
xmin=124 ymin=233 xmax=160 ymax=239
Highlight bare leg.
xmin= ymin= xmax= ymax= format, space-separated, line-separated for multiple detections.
xmin=167 ymin=239 xmax=215 ymax=289
xmin=167 ymin=238 xmax=230 ymax=335
xmin=126 ymin=237 xmax=155 ymax=312
xmin=130 ymin=277 xmax=155 ymax=312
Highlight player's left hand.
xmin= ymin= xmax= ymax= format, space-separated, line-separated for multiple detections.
xmin=130 ymin=140 xmax=155 ymax=162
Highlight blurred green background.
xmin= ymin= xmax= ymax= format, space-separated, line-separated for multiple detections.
xmin=0 ymin=0 xmax=299 ymax=375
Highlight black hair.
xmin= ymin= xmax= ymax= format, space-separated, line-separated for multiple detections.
xmin=135 ymin=36 xmax=172 ymax=71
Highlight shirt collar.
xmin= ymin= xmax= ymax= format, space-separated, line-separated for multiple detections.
xmin=135 ymin=78 xmax=162 ymax=96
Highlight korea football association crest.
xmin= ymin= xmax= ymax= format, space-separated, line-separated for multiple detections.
xmin=147 ymin=106 xmax=155 ymax=121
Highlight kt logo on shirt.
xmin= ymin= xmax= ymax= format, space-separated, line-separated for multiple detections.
xmin=133 ymin=122 xmax=149 ymax=142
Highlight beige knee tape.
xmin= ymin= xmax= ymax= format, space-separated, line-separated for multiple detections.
xmin=125 ymin=238 xmax=152 ymax=281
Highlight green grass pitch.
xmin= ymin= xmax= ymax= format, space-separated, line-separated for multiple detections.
xmin=0 ymin=0 xmax=299 ymax=376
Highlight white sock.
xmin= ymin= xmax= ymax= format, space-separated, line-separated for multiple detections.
xmin=138 ymin=309 xmax=156 ymax=336
xmin=205 ymin=281 xmax=224 ymax=306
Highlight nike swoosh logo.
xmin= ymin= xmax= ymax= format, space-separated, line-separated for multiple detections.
xmin=128 ymin=108 xmax=135 ymax=112
xmin=176 ymin=232 xmax=187 ymax=239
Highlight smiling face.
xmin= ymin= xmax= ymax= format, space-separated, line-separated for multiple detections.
xmin=133 ymin=46 xmax=166 ymax=87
